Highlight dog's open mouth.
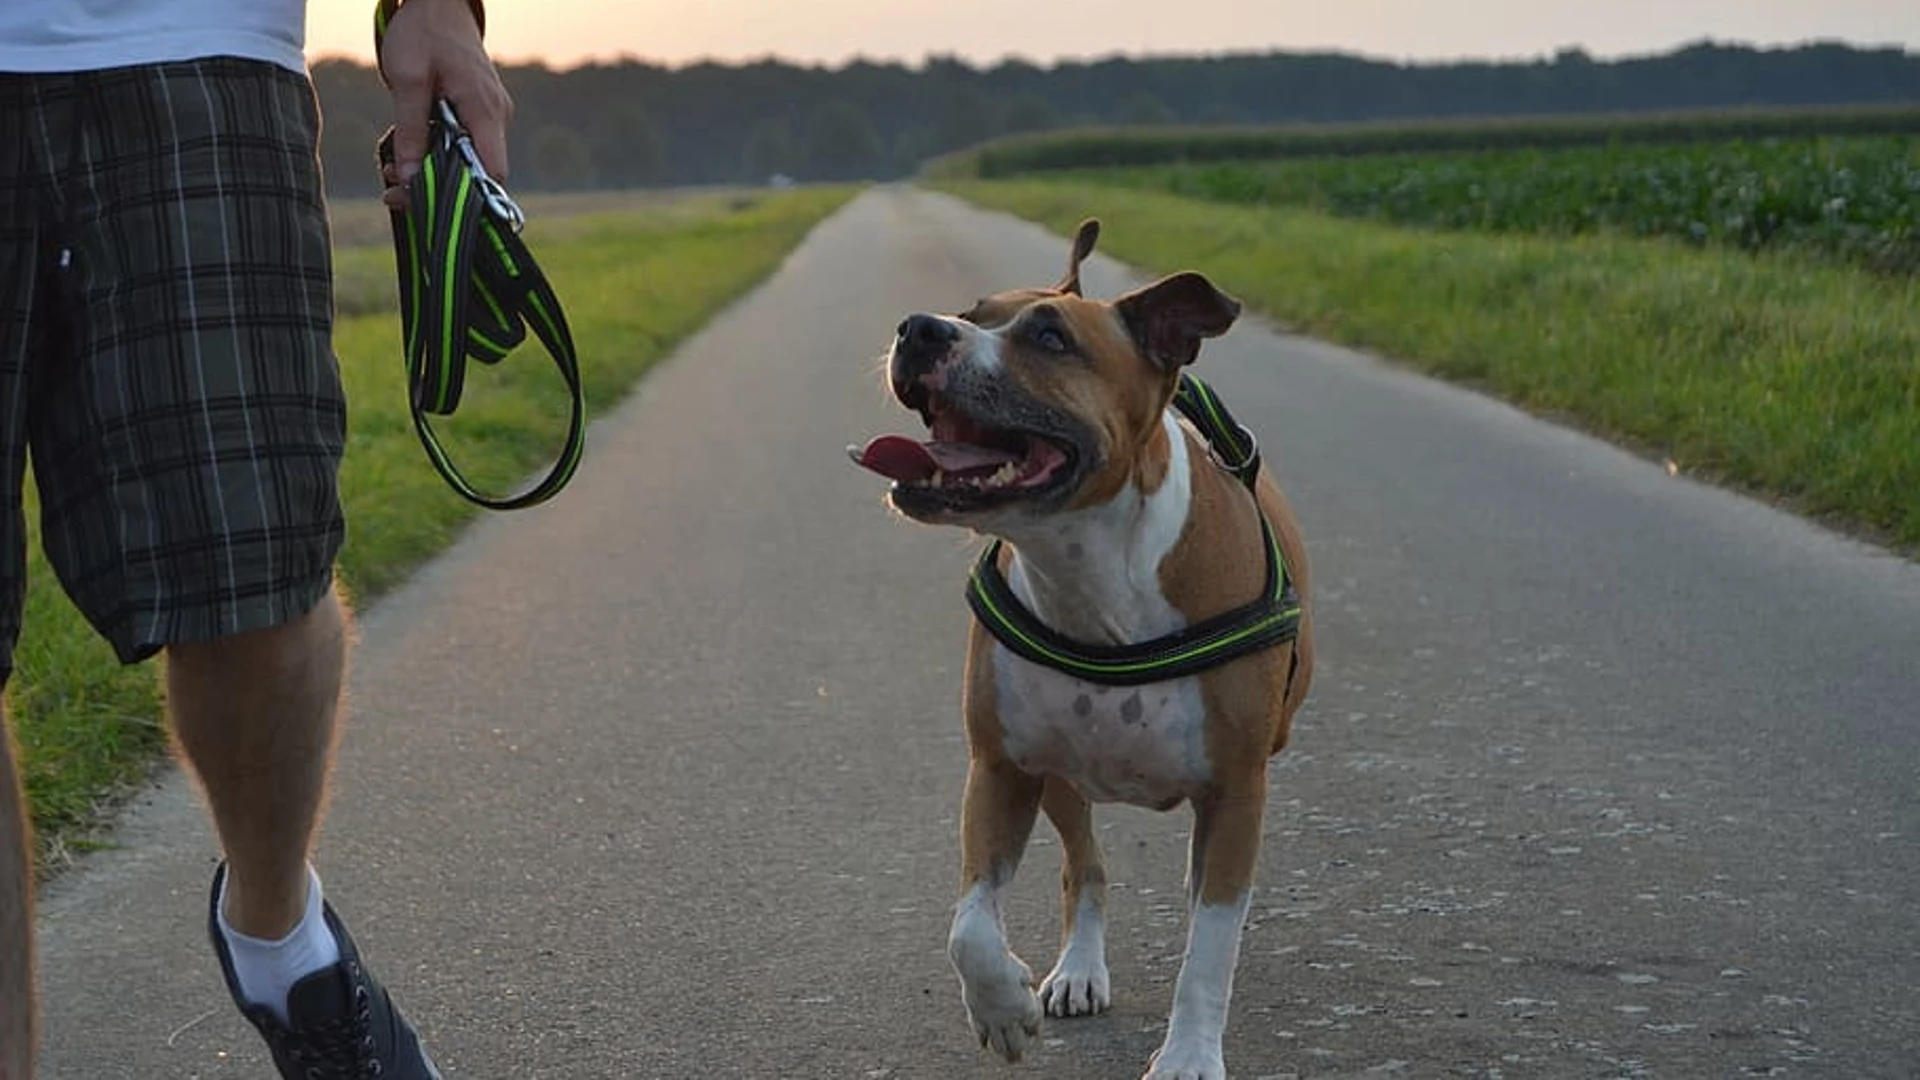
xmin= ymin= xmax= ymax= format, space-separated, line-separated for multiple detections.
xmin=851 ymin=396 xmax=1075 ymax=510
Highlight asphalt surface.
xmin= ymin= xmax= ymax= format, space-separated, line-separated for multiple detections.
xmin=34 ymin=186 xmax=1920 ymax=1079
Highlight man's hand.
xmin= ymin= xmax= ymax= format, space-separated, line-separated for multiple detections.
xmin=379 ymin=0 xmax=513 ymax=209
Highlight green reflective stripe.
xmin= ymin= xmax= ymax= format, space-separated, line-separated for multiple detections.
xmin=486 ymin=223 xmax=520 ymax=277
xmin=466 ymin=329 xmax=511 ymax=359
xmin=466 ymin=276 xmax=512 ymax=357
xmin=421 ymin=152 xmax=438 ymax=228
xmin=1262 ymin=520 xmax=1291 ymax=603
xmin=525 ymin=292 xmax=565 ymax=365
xmin=974 ymin=590 xmax=1297 ymax=679
xmin=970 ymin=561 xmax=1059 ymax=659
xmin=523 ymin=288 xmax=586 ymax=482
xmin=1176 ymin=374 xmax=1254 ymax=476
xmin=474 ymin=276 xmax=506 ymax=325
xmin=430 ymin=174 xmax=474 ymax=412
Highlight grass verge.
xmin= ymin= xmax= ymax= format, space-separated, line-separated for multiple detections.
xmin=11 ymin=185 xmax=856 ymax=870
xmin=936 ymin=178 xmax=1920 ymax=551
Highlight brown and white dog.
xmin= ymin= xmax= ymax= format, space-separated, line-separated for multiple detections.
xmin=852 ymin=221 xmax=1314 ymax=1080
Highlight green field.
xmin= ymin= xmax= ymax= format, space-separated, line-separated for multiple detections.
xmin=926 ymin=104 xmax=1920 ymax=180
xmin=9 ymin=186 xmax=855 ymax=870
xmin=1085 ymin=136 xmax=1920 ymax=273
xmin=939 ymin=177 xmax=1920 ymax=554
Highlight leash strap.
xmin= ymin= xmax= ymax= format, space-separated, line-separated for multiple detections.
xmin=965 ymin=373 xmax=1301 ymax=686
xmin=373 ymin=2 xmax=585 ymax=510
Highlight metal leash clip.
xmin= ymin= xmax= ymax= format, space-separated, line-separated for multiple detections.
xmin=435 ymin=98 xmax=525 ymax=233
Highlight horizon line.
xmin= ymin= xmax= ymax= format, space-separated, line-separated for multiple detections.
xmin=305 ymin=32 xmax=1918 ymax=73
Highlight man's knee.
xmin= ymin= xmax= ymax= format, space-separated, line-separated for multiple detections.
xmin=166 ymin=585 xmax=347 ymax=681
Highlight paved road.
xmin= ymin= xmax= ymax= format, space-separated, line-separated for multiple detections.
xmin=35 ymin=187 xmax=1920 ymax=1078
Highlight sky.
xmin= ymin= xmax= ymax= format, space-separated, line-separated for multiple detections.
xmin=310 ymin=0 xmax=1918 ymax=69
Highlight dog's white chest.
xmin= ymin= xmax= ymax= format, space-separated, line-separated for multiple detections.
xmin=992 ymin=649 xmax=1211 ymax=806
xmin=980 ymin=411 xmax=1213 ymax=806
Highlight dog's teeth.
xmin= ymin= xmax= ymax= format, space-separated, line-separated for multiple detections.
xmin=931 ymin=469 xmax=945 ymax=487
xmin=977 ymin=461 xmax=1018 ymax=489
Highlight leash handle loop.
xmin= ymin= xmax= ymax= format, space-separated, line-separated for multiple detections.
xmin=377 ymin=101 xmax=587 ymax=510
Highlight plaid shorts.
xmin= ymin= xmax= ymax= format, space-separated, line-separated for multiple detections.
xmin=0 ymin=58 xmax=347 ymax=674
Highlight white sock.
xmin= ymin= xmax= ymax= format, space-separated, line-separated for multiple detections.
xmin=217 ymin=864 xmax=342 ymax=1023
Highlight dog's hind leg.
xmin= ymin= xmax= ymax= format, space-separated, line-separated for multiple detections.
xmin=1037 ymin=776 xmax=1112 ymax=1018
xmin=949 ymin=755 xmax=1046 ymax=1062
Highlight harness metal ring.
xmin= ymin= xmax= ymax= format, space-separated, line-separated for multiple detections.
xmin=1209 ymin=423 xmax=1258 ymax=477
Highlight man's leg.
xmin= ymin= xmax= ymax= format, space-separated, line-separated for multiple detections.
xmin=172 ymin=584 xmax=440 ymax=1080
xmin=166 ymin=587 xmax=347 ymax=940
xmin=0 ymin=712 xmax=32 ymax=1080
xmin=32 ymin=59 xmax=439 ymax=1077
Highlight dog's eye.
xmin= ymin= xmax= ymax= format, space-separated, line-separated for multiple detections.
xmin=1032 ymin=324 xmax=1071 ymax=354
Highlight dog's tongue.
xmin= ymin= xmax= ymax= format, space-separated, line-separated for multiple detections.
xmin=853 ymin=436 xmax=939 ymax=482
xmin=850 ymin=436 xmax=1019 ymax=482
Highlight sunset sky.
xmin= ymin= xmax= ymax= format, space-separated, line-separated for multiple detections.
xmin=310 ymin=0 xmax=1918 ymax=69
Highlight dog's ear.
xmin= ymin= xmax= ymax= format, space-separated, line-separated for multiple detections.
xmin=1114 ymin=271 xmax=1241 ymax=371
xmin=1053 ymin=219 xmax=1101 ymax=296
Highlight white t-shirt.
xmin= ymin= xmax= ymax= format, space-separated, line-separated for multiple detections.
xmin=0 ymin=0 xmax=308 ymax=75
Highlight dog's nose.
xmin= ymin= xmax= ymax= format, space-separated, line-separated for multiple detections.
xmin=891 ymin=314 xmax=959 ymax=410
xmin=896 ymin=313 xmax=958 ymax=356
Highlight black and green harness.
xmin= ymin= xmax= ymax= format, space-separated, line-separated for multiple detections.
xmin=965 ymin=374 xmax=1303 ymax=686
xmin=374 ymin=0 xmax=585 ymax=510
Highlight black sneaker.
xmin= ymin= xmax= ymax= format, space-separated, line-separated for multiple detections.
xmin=208 ymin=862 xmax=443 ymax=1079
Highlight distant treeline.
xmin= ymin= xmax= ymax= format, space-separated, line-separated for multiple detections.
xmin=310 ymin=39 xmax=1920 ymax=195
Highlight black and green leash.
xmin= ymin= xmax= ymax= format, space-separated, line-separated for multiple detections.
xmin=373 ymin=0 xmax=585 ymax=510
xmin=965 ymin=373 xmax=1302 ymax=686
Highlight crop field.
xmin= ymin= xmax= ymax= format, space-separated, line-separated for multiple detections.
xmin=926 ymin=104 xmax=1920 ymax=180
xmin=1071 ymin=136 xmax=1920 ymax=273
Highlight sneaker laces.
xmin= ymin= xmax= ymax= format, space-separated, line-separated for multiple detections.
xmin=274 ymin=978 xmax=384 ymax=1078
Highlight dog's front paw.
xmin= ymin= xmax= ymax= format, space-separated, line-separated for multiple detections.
xmin=1143 ymin=1037 xmax=1226 ymax=1080
xmin=957 ymin=953 xmax=1043 ymax=1062
xmin=1039 ymin=946 xmax=1111 ymax=1017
